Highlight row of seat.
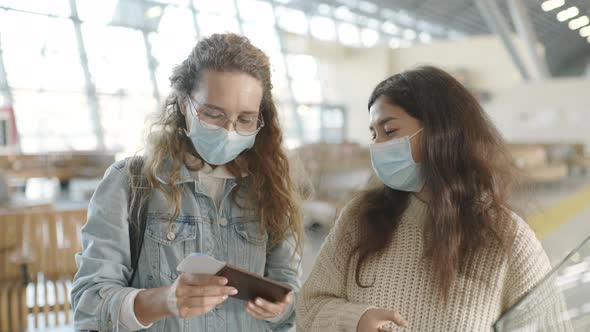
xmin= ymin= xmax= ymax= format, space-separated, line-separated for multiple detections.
xmin=0 ymin=207 xmax=86 ymax=332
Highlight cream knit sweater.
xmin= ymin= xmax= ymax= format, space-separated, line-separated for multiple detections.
xmin=296 ymin=195 xmax=559 ymax=332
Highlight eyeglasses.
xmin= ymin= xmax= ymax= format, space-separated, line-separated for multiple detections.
xmin=188 ymin=98 xmax=264 ymax=136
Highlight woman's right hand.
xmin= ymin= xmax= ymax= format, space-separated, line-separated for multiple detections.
xmin=357 ymin=308 xmax=409 ymax=332
xmin=165 ymin=273 xmax=238 ymax=318
xmin=135 ymin=273 xmax=237 ymax=325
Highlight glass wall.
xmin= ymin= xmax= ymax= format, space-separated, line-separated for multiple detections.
xmin=0 ymin=0 xmax=443 ymax=155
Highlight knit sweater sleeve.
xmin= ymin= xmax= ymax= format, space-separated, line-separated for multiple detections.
xmin=501 ymin=215 xmax=572 ymax=331
xmin=502 ymin=216 xmax=552 ymax=309
xmin=296 ymin=201 xmax=374 ymax=332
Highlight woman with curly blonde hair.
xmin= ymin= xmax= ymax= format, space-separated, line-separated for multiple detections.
xmin=72 ymin=33 xmax=303 ymax=332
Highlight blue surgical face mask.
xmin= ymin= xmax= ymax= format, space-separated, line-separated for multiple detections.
xmin=370 ymin=128 xmax=424 ymax=192
xmin=185 ymin=110 xmax=257 ymax=166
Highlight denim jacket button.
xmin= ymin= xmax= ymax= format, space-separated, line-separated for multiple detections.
xmin=167 ymin=231 xmax=176 ymax=241
xmin=219 ymin=218 xmax=228 ymax=226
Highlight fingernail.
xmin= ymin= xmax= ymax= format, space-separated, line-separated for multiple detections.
xmin=230 ymin=288 xmax=238 ymax=295
xmin=255 ymin=299 xmax=263 ymax=305
xmin=222 ymin=295 xmax=228 ymax=300
xmin=218 ymin=278 xmax=227 ymax=285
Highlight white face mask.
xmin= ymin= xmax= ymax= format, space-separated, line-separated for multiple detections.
xmin=369 ymin=128 xmax=424 ymax=192
xmin=185 ymin=111 xmax=257 ymax=166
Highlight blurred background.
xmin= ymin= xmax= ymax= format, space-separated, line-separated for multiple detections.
xmin=0 ymin=0 xmax=589 ymax=331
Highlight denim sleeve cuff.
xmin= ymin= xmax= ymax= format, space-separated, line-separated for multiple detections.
xmin=97 ymin=286 xmax=138 ymax=331
xmin=119 ymin=289 xmax=154 ymax=331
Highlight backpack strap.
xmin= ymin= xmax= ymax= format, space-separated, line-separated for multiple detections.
xmin=127 ymin=156 xmax=150 ymax=286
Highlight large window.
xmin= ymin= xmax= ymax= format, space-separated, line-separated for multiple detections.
xmin=287 ymin=55 xmax=323 ymax=104
xmin=149 ymin=6 xmax=197 ymax=96
xmin=12 ymin=91 xmax=95 ymax=152
xmin=193 ymin=0 xmax=240 ymax=37
xmin=82 ymin=24 xmax=152 ymax=94
xmin=75 ymin=0 xmax=118 ymax=24
xmin=0 ymin=10 xmax=94 ymax=152
xmin=0 ymin=0 xmax=71 ymax=17
xmin=1 ymin=12 xmax=85 ymax=92
xmin=1 ymin=0 xmax=406 ymax=154
xmin=242 ymin=22 xmax=281 ymax=52
xmin=98 ymin=94 xmax=157 ymax=154
xmin=297 ymin=104 xmax=346 ymax=145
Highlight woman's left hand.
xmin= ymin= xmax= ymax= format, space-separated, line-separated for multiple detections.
xmin=245 ymin=292 xmax=293 ymax=320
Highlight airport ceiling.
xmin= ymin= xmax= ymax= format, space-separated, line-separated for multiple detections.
xmin=288 ymin=0 xmax=590 ymax=76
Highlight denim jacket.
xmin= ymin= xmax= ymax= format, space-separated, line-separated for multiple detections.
xmin=71 ymin=159 xmax=301 ymax=331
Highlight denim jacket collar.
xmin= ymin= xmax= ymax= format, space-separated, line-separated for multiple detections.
xmin=154 ymin=157 xmax=194 ymax=185
xmin=154 ymin=157 xmax=251 ymax=202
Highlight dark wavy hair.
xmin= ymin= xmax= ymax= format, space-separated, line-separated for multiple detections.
xmin=351 ymin=66 xmax=518 ymax=298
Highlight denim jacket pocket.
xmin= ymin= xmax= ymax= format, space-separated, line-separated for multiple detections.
xmin=144 ymin=216 xmax=197 ymax=281
xmin=233 ymin=218 xmax=268 ymax=245
xmin=230 ymin=218 xmax=268 ymax=273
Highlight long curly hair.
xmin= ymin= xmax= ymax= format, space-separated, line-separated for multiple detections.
xmin=351 ymin=66 xmax=518 ymax=298
xmin=131 ymin=33 xmax=303 ymax=253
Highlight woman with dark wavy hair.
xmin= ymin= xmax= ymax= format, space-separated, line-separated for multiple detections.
xmin=72 ymin=33 xmax=303 ymax=332
xmin=297 ymin=66 xmax=555 ymax=331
